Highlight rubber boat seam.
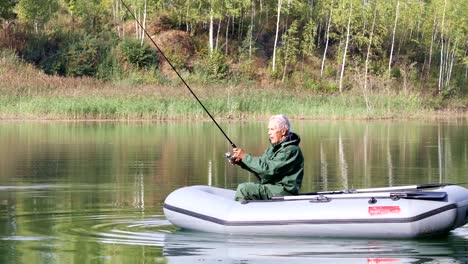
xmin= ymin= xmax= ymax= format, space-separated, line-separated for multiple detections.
xmin=163 ymin=203 xmax=458 ymax=226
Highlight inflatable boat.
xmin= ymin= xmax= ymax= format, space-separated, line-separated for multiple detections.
xmin=163 ymin=184 xmax=468 ymax=238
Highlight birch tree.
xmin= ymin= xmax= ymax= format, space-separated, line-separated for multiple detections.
xmin=437 ymin=0 xmax=447 ymax=93
xmin=338 ymin=0 xmax=352 ymax=93
xmin=16 ymin=0 xmax=59 ymax=32
xmin=321 ymin=3 xmax=333 ymax=77
xmin=363 ymin=2 xmax=377 ymax=112
xmin=388 ymin=0 xmax=399 ymax=78
xmin=248 ymin=0 xmax=255 ymax=59
xmin=272 ymin=0 xmax=282 ymax=73
xmin=209 ymin=0 xmax=214 ymax=54
xmin=280 ymin=20 xmax=299 ymax=81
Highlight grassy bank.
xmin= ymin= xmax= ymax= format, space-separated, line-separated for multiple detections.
xmin=1 ymin=50 xmax=466 ymax=120
xmin=0 ymin=89 xmax=456 ymax=120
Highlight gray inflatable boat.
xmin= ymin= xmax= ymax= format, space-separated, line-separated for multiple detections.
xmin=163 ymin=185 xmax=468 ymax=238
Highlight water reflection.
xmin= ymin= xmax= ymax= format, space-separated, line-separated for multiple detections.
xmin=0 ymin=120 xmax=467 ymax=263
xmin=162 ymin=229 xmax=468 ymax=263
xmin=2 ymin=204 xmax=467 ymax=263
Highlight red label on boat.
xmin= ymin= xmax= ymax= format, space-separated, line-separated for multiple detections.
xmin=368 ymin=206 xmax=401 ymax=215
xmin=367 ymin=258 xmax=400 ymax=264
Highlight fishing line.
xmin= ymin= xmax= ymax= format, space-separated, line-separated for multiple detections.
xmin=119 ymin=0 xmax=236 ymax=148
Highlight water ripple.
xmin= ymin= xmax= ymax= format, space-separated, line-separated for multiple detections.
xmin=2 ymin=209 xmax=468 ymax=263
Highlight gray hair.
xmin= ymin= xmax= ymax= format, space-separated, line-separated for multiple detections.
xmin=269 ymin=114 xmax=290 ymax=132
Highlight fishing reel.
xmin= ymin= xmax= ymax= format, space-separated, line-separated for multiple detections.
xmin=224 ymin=152 xmax=236 ymax=164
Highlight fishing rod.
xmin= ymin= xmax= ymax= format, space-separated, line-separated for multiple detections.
xmin=119 ymin=0 xmax=237 ymax=148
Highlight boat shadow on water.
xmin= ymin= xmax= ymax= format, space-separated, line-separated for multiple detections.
xmin=161 ymin=227 xmax=468 ymax=264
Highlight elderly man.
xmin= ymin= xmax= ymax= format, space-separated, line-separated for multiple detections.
xmin=231 ymin=114 xmax=304 ymax=201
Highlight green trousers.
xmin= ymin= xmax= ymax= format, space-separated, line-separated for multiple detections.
xmin=235 ymin=182 xmax=291 ymax=201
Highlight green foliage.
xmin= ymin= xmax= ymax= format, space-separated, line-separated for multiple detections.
xmin=302 ymin=75 xmax=338 ymax=93
xmin=301 ymin=19 xmax=316 ymax=57
xmin=64 ymin=34 xmax=104 ymax=77
xmin=1 ymin=0 xmax=467 ymax=94
xmin=20 ymin=32 xmax=62 ymax=74
xmin=65 ymin=0 xmax=109 ymax=32
xmin=0 ymin=0 xmax=17 ymax=20
xmin=194 ymin=50 xmax=229 ymax=81
xmin=390 ymin=67 xmax=401 ymax=79
xmin=272 ymin=20 xmax=301 ymax=80
xmin=238 ymin=59 xmax=258 ymax=80
xmin=118 ymin=38 xmax=158 ymax=69
xmin=96 ymin=48 xmax=121 ymax=81
xmin=15 ymin=0 xmax=59 ymax=29
xmin=165 ymin=48 xmax=188 ymax=70
xmin=303 ymin=76 xmax=320 ymax=91
xmin=20 ymin=30 xmax=119 ymax=78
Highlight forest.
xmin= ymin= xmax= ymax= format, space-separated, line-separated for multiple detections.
xmin=0 ymin=0 xmax=467 ymax=118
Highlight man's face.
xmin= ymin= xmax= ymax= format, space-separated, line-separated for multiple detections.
xmin=268 ymin=120 xmax=287 ymax=145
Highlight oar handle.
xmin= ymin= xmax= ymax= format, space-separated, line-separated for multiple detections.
xmin=299 ymin=183 xmax=455 ymax=196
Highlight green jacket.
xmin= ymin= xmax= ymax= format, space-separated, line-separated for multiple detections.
xmin=239 ymin=132 xmax=304 ymax=195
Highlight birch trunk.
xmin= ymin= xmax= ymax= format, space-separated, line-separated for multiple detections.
xmin=427 ymin=12 xmax=437 ymax=77
xmin=446 ymin=39 xmax=457 ymax=87
xmin=249 ymin=0 xmax=255 ymax=59
xmin=209 ymin=5 xmax=214 ymax=55
xmin=339 ymin=1 xmax=352 ymax=93
xmin=363 ymin=4 xmax=376 ymax=113
xmin=388 ymin=0 xmax=399 ymax=78
xmin=225 ymin=16 xmax=230 ymax=56
xmin=186 ymin=0 xmax=190 ymax=32
xmin=140 ymin=0 xmax=147 ymax=45
xmin=281 ymin=36 xmax=289 ymax=82
xmin=320 ymin=6 xmax=333 ymax=77
xmin=438 ymin=0 xmax=447 ymax=93
xmin=272 ymin=0 xmax=282 ymax=73
xmin=215 ymin=19 xmax=221 ymax=51
xmin=443 ymin=37 xmax=450 ymax=87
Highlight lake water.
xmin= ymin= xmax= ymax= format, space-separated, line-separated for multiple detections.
xmin=0 ymin=120 xmax=467 ymax=263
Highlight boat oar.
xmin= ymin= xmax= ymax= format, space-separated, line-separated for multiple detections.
xmin=276 ymin=191 xmax=448 ymax=201
xmin=299 ymin=183 xmax=455 ymax=196
xmin=390 ymin=191 xmax=447 ymax=200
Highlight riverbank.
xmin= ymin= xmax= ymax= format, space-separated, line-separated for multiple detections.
xmin=1 ymin=50 xmax=467 ymax=121
xmin=2 ymin=86 xmax=467 ymax=121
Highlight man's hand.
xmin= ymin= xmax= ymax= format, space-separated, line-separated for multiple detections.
xmin=232 ymin=147 xmax=246 ymax=163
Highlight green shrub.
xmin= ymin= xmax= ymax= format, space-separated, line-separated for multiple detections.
xmin=65 ymin=34 xmax=103 ymax=76
xmin=96 ymin=49 xmax=122 ymax=81
xmin=390 ymin=67 xmax=401 ymax=78
xmin=238 ymin=59 xmax=257 ymax=80
xmin=303 ymin=76 xmax=320 ymax=91
xmin=20 ymin=31 xmax=113 ymax=77
xmin=21 ymin=32 xmax=61 ymax=74
xmin=118 ymin=38 xmax=158 ymax=69
xmin=195 ymin=50 xmax=229 ymax=80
